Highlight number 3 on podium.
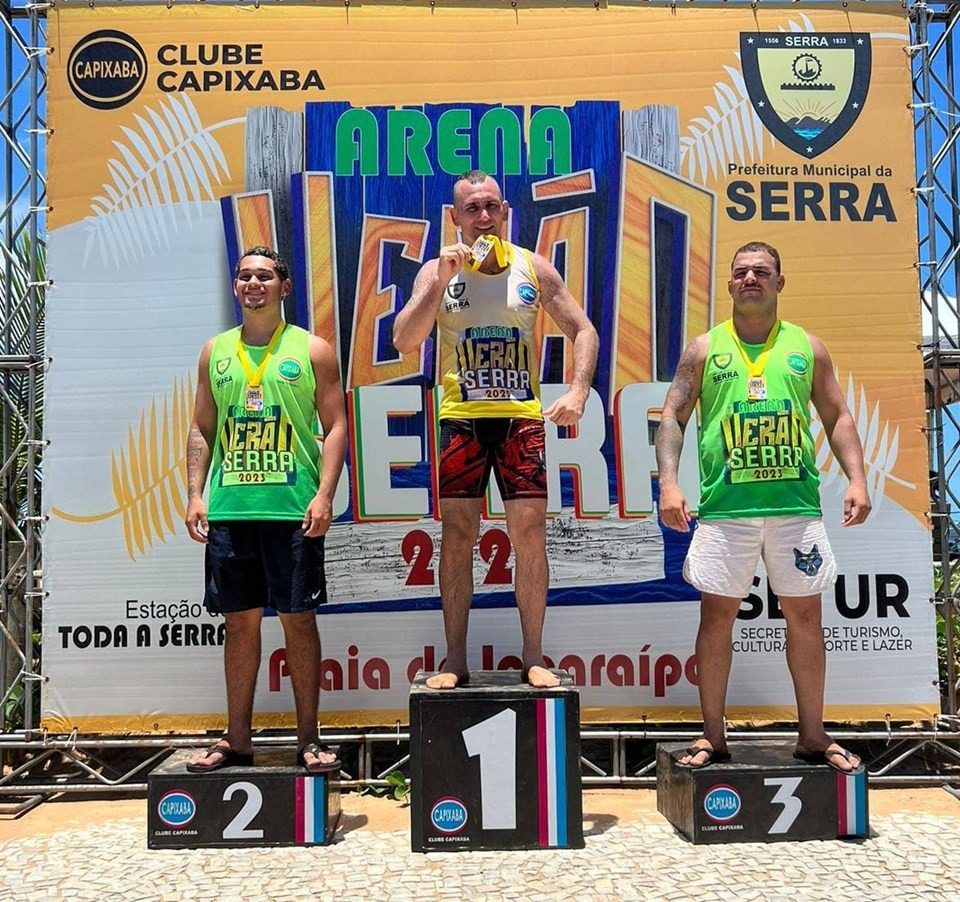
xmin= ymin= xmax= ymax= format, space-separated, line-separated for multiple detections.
xmin=764 ymin=776 xmax=803 ymax=834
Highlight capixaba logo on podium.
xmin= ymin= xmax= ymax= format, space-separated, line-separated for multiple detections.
xmin=703 ymin=784 xmax=741 ymax=823
xmin=157 ymin=789 xmax=197 ymax=828
xmin=740 ymin=32 xmax=871 ymax=158
xmin=430 ymin=797 xmax=468 ymax=834
xmin=67 ymin=30 xmax=147 ymax=110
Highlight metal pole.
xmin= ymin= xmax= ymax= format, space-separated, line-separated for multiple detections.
xmin=22 ymin=0 xmax=42 ymax=735
xmin=944 ymin=1 xmax=960 ymax=717
xmin=915 ymin=1 xmax=959 ymax=716
xmin=0 ymin=0 xmax=12 ymax=735
xmin=944 ymin=3 xmax=960 ymax=717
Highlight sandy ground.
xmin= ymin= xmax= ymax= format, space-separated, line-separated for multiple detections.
xmin=1 ymin=787 xmax=957 ymax=841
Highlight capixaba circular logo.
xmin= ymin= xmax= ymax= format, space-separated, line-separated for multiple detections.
xmin=157 ymin=790 xmax=196 ymax=828
xmin=786 ymin=352 xmax=809 ymax=376
xmin=278 ymin=358 xmax=304 ymax=382
xmin=68 ymin=30 xmax=147 ymax=110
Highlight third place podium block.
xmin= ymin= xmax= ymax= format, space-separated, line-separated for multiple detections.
xmin=657 ymin=740 xmax=868 ymax=844
xmin=410 ymin=670 xmax=584 ymax=852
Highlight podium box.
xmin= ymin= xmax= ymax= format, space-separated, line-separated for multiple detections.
xmin=147 ymin=749 xmax=340 ymax=849
xmin=410 ymin=670 xmax=584 ymax=852
xmin=657 ymin=740 xmax=868 ymax=844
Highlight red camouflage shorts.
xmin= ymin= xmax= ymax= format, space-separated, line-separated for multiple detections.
xmin=438 ymin=417 xmax=547 ymax=500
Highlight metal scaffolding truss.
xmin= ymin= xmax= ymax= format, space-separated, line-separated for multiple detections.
xmin=916 ymin=0 xmax=960 ymax=723
xmin=1 ymin=2 xmax=959 ymax=806
xmin=0 ymin=0 xmax=46 ymax=762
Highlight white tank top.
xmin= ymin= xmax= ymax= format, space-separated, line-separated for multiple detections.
xmin=436 ymin=242 xmax=543 ymax=420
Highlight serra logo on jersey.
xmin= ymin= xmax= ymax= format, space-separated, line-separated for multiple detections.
xmin=445 ymin=281 xmax=470 ymax=312
xmin=214 ymin=356 xmax=235 ymax=389
xmin=710 ymin=352 xmax=739 ymax=385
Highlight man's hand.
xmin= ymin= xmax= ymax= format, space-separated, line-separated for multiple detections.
xmin=437 ymin=243 xmax=472 ymax=282
xmin=303 ymin=491 xmax=334 ymax=538
xmin=842 ymin=482 xmax=872 ymax=527
xmin=659 ymin=483 xmax=693 ymax=533
xmin=543 ymin=389 xmax=588 ymax=427
xmin=185 ymin=496 xmax=209 ymax=543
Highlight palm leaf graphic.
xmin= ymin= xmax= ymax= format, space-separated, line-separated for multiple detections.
xmin=679 ymin=15 xmax=817 ymax=184
xmin=810 ymin=373 xmax=914 ymax=513
xmin=83 ymin=93 xmax=242 ymax=268
xmin=50 ymin=375 xmax=194 ymax=560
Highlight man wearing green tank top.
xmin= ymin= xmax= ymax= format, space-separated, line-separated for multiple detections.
xmin=656 ymin=242 xmax=871 ymax=771
xmin=184 ymin=247 xmax=347 ymax=774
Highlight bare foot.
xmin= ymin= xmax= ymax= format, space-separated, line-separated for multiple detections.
xmin=425 ymin=671 xmax=467 ymax=690
xmin=523 ymin=665 xmax=561 ymax=688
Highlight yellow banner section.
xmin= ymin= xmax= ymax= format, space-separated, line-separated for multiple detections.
xmin=45 ymin=701 xmax=937 ymax=734
xmin=47 ymin=3 xmax=925 ymax=517
xmin=43 ymin=4 xmax=939 ymax=730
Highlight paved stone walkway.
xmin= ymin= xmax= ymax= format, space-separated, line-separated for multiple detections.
xmin=1 ymin=810 xmax=958 ymax=901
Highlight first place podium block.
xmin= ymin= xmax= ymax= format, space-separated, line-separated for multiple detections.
xmin=410 ymin=670 xmax=584 ymax=852
xmin=147 ymin=749 xmax=340 ymax=849
xmin=657 ymin=740 xmax=868 ymax=844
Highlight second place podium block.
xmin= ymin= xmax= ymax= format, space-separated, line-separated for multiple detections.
xmin=410 ymin=670 xmax=584 ymax=852
xmin=148 ymin=749 xmax=341 ymax=849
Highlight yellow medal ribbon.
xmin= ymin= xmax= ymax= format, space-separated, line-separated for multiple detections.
xmin=465 ymin=235 xmax=512 ymax=272
xmin=725 ymin=318 xmax=780 ymax=378
xmin=236 ymin=320 xmax=286 ymax=388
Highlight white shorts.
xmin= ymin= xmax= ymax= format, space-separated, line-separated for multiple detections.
xmin=683 ymin=516 xmax=837 ymax=599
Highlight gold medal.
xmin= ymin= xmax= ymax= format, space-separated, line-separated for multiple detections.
xmin=469 ymin=235 xmax=495 ymax=267
xmin=245 ymin=385 xmax=264 ymax=412
xmin=236 ymin=320 xmax=285 ymax=414
xmin=726 ymin=319 xmax=780 ymax=403
xmin=747 ymin=375 xmax=767 ymax=401
xmin=465 ymin=235 xmax=511 ymax=272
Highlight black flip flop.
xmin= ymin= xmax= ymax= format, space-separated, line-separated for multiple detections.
xmin=672 ymin=745 xmax=732 ymax=769
xmin=297 ymin=741 xmax=341 ymax=774
xmin=793 ymin=745 xmax=861 ymax=773
xmin=186 ymin=742 xmax=254 ymax=773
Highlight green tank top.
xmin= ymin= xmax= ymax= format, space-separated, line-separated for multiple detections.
xmin=697 ymin=319 xmax=820 ymax=519
xmin=207 ymin=324 xmax=320 ymax=521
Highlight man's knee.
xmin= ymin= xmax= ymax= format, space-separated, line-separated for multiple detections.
xmin=699 ymin=595 xmax=741 ymax=629
xmin=441 ymin=514 xmax=481 ymax=549
xmin=504 ymin=499 xmax=547 ymax=542
xmin=224 ymin=609 xmax=262 ymax=637
xmin=278 ymin=610 xmax=320 ymax=635
xmin=780 ymin=596 xmax=823 ymax=631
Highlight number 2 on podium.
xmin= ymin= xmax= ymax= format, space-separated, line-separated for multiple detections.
xmin=223 ymin=781 xmax=265 ymax=839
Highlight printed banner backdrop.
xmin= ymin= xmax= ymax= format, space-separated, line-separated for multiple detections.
xmin=43 ymin=3 xmax=938 ymax=731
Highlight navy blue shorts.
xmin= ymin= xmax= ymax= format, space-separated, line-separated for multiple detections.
xmin=204 ymin=521 xmax=327 ymax=615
